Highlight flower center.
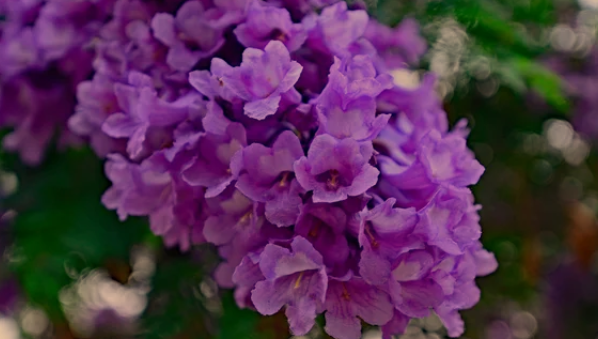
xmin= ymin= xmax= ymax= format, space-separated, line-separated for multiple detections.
xmin=239 ymin=211 xmax=253 ymax=225
xmin=178 ymin=32 xmax=201 ymax=51
xmin=160 ymin=139 xmax=174 ymax=149
xmin=103 ymin=102 xmax=115 ymax=114
xmin=308 ymin=218 xmax=323 ymax=238
xmin=315 ymin=170 xmax=349 ymax=191
xmin=277 ymin=171 xmax=294 ymax=187
xmin=328 ymin=170 xmax=339 ymax=189
xmin=341 ymin=283 xmax=350 ymax=301
xmin=269 ymin=28 xmax=288 ymax=43
xmin=294 ymin=272 xmax=304 ymax=289
xmin=365 ymin=222 xmax=379 ymax=249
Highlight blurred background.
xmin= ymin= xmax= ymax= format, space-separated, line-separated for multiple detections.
xmin=2 ymin=0 xmax=598 ymax=338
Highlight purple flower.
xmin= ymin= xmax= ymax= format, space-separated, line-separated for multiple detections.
xmin=375 ymin=112 xmax=437 ymax=169
xmin=101 ymin=153 xmax=172 ymax=221
xmin=307 ymin=1 xmax=368 ymax=57
xmin=149 ymin=188 xmax=207 ymax=251
xmin=158 ymin=119 xmax=207 ymax=169
xmin=234 ymin=0 xmax=307 ymax=52
xmin=203 ymin=186 xmax=256 ymax=246
xmin=358 ymin=198 xmax=422 ymax=285
xmin=251 ymin=236 xmax=328 ymax=335
xmin=0 ymin=28 xmax=41 ymax=78
xmin=103 ymin=151 xmax=208 ymax=250
xmin=381 ymin=310 xmax=410 ymax=339
xmin=151 ymin=0 xmax=241 ymax=72
xmin=373 ymin=77 xmax=470 ymax=209
xmin=0 ymin=0 xmax=118 ymax=163
xmin=225 ymin=202 xmax=296 ymax=300
xmin=357 ymin=200 xmax=496 ymax=339
xmin=93 ymin=0 xmax=168 ymax=80
xmin=418 ymin=187 xmax=482 ymax=255
xmin=316 ymin=55 xmax=393 ymax=141
xmin=101 ymin=72 xmax=200 ymax=159
xmin=266 ymin=0 xmax=336 ymax=20
xmin=386 ymin=249 xmax=445 ymax=318
xmin=236 ymin=131 xmax=305 ymax=226
xmin=94 ymin=25 xmax=166 ymax=81
xmin=364 ymin=18 xmax=427 ymax=70
xmin=377 ymin=74 xmax=448 ymax=135
xmin=182 ymin=121 xmax=247 ymax=198
xmin=430 ymin=249 xmax=483 ymax=337
xmin=0 ymin=0 xmax=41 ymax=25
xmin=215 ymin=208 xmax=293 ymax=288
xmin=294 ymin=135 xmax=379 ymax=203
xmin=33 ymin=1 xmax=111 ymax=62
xmin=147 ymin=164 xmax=207 ymax=250
xmin=0 ymin=1 xmax=496 ymax=336
xmin=323 ymin=276 xmax=394 ymax=339
xmin=222 ymin=40 xmax=303 ymax=120
xmin=378 ymin=126 xmax=484 ymax=197
xmin=294 ymin=47 xmax=334 ymax=95
xmin=287 ymin=103 xmax=319 ymax=136
xmin=213 ymin=0 xmax=250 ymax=12
xmin=0 ymin=73 xmax=77 ymax=165
xmin=220 ymin=101 xmax=284 ymax=145
xmin=295 ymin=202 xmax=350 ymax=269
xmin=99 ymin=0 xmax=156 ymax=42
xmin=189 ymin=58 xmax=237 ymax=101
xmin=232 ymin=252 xmax=265 ymax=308
xmin=470 ymin=242 xmax=499 ymax=277
xmin=69 ymin=74 xmax=126 ymax=157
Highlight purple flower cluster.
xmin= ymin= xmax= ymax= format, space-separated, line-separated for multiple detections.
xmin=0 ymin=0 xmax=497 ymax=337
xmin=0 ymin=0 xmax=116 ymax=164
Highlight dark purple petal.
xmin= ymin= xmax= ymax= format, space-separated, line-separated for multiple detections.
xmin=234 ymin=1 xmax=307 ymax=52
xmin=324 ymin=277 xmax=393 ymax=339
xmin=381 ymin=310 xmax=410 ymax=339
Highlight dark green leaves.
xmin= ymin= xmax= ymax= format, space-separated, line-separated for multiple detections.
xmin=3 ymin=148 xmax=149 ymax=320
xmin=375 ymin=0 xmax=572 ymax=111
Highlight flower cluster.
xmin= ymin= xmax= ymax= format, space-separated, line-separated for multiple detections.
xmin=0 ymin=0 xmax=117 ymax=164
xmin=0 ymin=0 xmax=497 ymax=338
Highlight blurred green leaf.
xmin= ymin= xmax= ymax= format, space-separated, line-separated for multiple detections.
xmin=376 ymin=0 xmax=570 ymax=106
xmin=142 ymin=250 xmax=210 ymax=339
xmin=218 ymin=292 xmax=268 ymax=339
xmin=511 ymin=56 xmax=569 ymax=112
xmin=3 ymin=147 xmax=149 ymax=320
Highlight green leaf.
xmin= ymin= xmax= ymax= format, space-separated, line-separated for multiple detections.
xmin=376 ymin=0 xmax=568 ymax=102
xmin=510 ymin=56 xmax=570 ymax=112
xmin=4 ymin=148 xmax=150 ymax=320
xmin=219 ymin=291 xmax=287 ymax=339
xmin=218 ymin=292 xmax=264 ymax=339
xmin=141 ymin=249 xmax=211 ymax=339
